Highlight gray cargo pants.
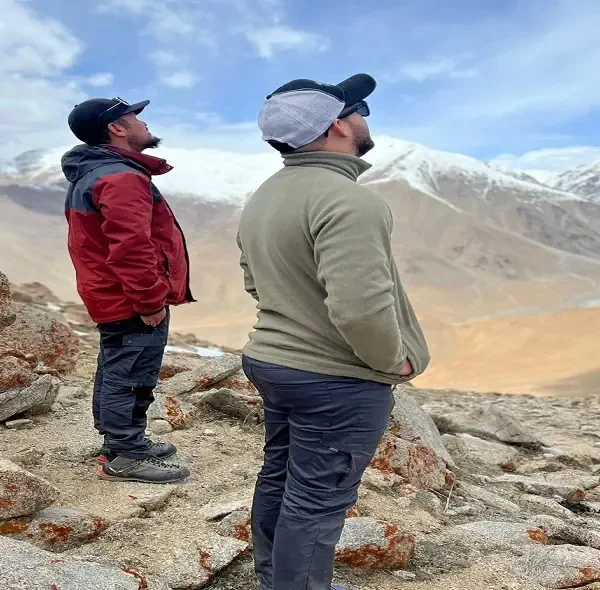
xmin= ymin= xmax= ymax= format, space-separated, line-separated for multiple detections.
xmin=242 ymin=356 xmax=394 ymax=590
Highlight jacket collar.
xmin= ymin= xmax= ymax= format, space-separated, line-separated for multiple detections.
xmin=102 ymin=145 xmax=173 ymax=177
xmin=282 ymin=151 xmax=372 ymax=182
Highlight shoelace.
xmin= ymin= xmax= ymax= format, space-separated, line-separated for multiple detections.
xmin=141 ymin=455 xmax=181 ymax=469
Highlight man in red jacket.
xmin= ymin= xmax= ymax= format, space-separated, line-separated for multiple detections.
xmin=62 ymin=97 xmax=194 ymax=483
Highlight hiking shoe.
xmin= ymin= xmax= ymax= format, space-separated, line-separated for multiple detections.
xmin=98 ymin=439 xmax=177 ymax=464
xmin=99 ymin=455 xmax=190 ymax=483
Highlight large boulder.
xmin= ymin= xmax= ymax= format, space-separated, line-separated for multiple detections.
xmin=158 ymin=354 xmax=242 ymax=397
xmin=0 ymin=536 xmax=169 ymax=589
xmin=390 ymin=388 xmax=454 ymax=467
xmin=0 ymin=374 xmax=60 ymax=422
xmin=489 ymin=471 xmax=599 ymax=501
xmin=157 ymin=535 xmax=247 ymax=589
xmin=443 ymin=433 xmax=520 ymax=471
xmin=0 ymin=303 xmax=79 ymax=374
xmin=335 ymin=517 xmax=415 ymax=569
xmin=0 ymin=460 xmax=59 ymax=519
xmin=370 ymin=433 xmax=448 ymax=491
xmin=0 ymin=507 xmax=107 ymax=552
xmin=509 ymin=544 xmax=600 ymax=588
xmin=430 ymin=404 xmax=542 ymax=447
xmin=0 ymin=272 xmax=16 ymax=331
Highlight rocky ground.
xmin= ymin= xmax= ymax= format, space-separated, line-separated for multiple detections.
xmin=2 ymin=274 xmax=600 ymax=589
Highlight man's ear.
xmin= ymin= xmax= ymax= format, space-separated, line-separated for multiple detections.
xmin=107 ymin=120 xmax=128 ymax=137
xmin=329 ymin=118 xmax=352 ymax=139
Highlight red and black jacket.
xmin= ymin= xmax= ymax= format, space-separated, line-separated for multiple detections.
xmin=62 ymin=144 xmax=194 ymax=324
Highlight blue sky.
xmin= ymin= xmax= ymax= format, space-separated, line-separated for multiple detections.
xmin=3 ymin=0 xmax=600 ymax=175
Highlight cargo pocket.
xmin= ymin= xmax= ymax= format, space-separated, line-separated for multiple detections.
xmin=319 ymin=434 xmax=357 ymax=489
xmin=121 ymin=326 xmax=167 ymax=388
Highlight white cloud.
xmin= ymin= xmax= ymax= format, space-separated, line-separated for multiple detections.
xmin=387 ymin=57 xmax=477 ymax=83
xmin=0 ymin=0 xmax=86 ymax=159
xmin=159 ymin=71 xmax=198 ymax=88
xmin=149 ymin=50 xmax=180 ymax=67
xmin=87 ymin=72 xmax=114 ymax=87
xmin=491 ymin=146 xmax=600 ymax=179
xmin=245 ymin=25 xmax=330 ymax=59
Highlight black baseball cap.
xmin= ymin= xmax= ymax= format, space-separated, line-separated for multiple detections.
xmin=67 ymin=97 xmax=150 ymax=145
xmin=259 ymin=73 xmax=376 ymax=150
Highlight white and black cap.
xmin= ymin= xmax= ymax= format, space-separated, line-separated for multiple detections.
xmin=258 ymin=73 xmax=376 ymax=151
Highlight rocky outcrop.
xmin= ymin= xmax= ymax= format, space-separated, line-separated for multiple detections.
xmin=0 ymin=303 xmax=79 ymax=374
xmin=0 ymin=507 xmax=106 ymax=552
xmin=0 ymin=460 xmax=59 ymax=519
xmin=0 ymin=536 xmax=169 ymax=589
xmin=0 ymin=273 xmax=78 ymax=423
xmin=335 ymin=517 xmax=415 ymax=569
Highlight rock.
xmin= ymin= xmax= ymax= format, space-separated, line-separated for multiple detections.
xmin=217 ymin=370 xmax=258 ymax=395
xmin=159 ymin=352 xmax=209 ymax=380
xmin=201 ymin=498 xmax=253 ymax=521
xmin=431 ymin=405 xmax=542 ymax=447
xmin=391 ymin=570 xmax=417 ymax=581
xmin=0 ymin=374 xmax=60 ymax=422
xmin=147 ymin=391 xmax=199 ymax=429
xmin=509 ymin=544 xmax=600 ymax=588
xmin=216 ymin=505 xmax=252 ymax=546
xmin=5 ymin=418 xmax=34 ymax=430
xmin=67 ymin=441 xmax=103 ymax=463
xmin=459 ymin=482 xmax=521 ymax=514
xmin=148 ymin=419 xmax=174 ymax=435
xmin=205 ymin=388 xmax=264 ymax=422
xmin=0 ymin=536 xmax=167 ymax=589
xmin=0 ymin=303 xmax=79 ymax=373
xmin=490 ymin=471 xmax=599 ymax=500
xmin=413 ymin=520 xmax=549 ymax=574
xmin=446 ymin=505 xmax=476 ymax=517
xmin=8 ymin=447 xmax=45 ymax=467
xmin=159 ymin=535 xmax=247 ymax=589
xmin=452 ymin=521 xmax=548 ymax=548
xmin=528 ymin=514 xmax=600 ymax=550
xmin=360 ymin=467 xmax=404 ymax=491
xmin=390 ymin=388 xmax=454 ymax=467
xmin=443 ymin=433 xmax=520 ymax=470
xmin=57 ymin=384 xmax=88 ymax=400
xmin=411 ymin=491 xmax=444 ymax=516
xmin=0 ymin=459 xmax=59 ymax=519
xmin=518 ymin=494 xmax=577 ymax=520
xmin=370 ymin=433 xmax=448 ymax=491
xmin=0 ymin=355 xmax=34 ymax=391
xmin=0 ymin=507 xmax=107 ymax=552
xmin=130 ymin=487 xmax=177 ymax=512
xmin=0 ymin=272 xmax=16 ymax=331
xmin=158 ymin=354 xmax=242 ymax=397
xmin=335 ymin=517 xmax=415 ymax=569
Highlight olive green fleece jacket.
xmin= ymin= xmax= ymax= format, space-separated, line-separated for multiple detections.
xmin=236 ymin=151 xmax=431 ymax=385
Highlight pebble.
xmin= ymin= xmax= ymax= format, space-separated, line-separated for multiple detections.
xmin=5 ymin=419 xmax=34 ymax=430
xmin=149 ymin=419 xmax=174 ymax=435
xmin=392 ymin=570 xmax=417 ymax=581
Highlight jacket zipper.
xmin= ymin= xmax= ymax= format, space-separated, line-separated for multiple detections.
xmin=164 ymin=200 xmax=196 ymax=303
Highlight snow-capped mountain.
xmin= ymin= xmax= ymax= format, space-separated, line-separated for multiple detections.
xmin=363 ymin=137 xmax=584 ymax=205
xmin=551 ymin=161 xmax=600 ymax=203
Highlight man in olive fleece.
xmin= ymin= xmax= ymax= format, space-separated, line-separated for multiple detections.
xmin=237 ymin=73 xmax=430 ymax=590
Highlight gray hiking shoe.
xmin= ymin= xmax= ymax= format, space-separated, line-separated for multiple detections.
xmin=99 ymin=455 xmax=190 ymax=483
xmin=99 ymin=439 xmax=177 ymax=464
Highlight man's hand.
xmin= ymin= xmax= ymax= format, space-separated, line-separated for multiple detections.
xmin=399 ymin=359 xmax=414 ymax=376
xmin=140 ymin=308 xmax=166 ymax=327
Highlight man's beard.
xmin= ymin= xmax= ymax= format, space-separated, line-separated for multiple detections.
xmin=355 ymin=133 xmax=375 ymax=157
xmin=133 ymin=135 xmax=162 ymax=152
xmin=144 ymin=135 xmax=162 ymax=150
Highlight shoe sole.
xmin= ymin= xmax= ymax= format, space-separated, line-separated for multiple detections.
xmin=97 ymin=448 xmax=177 ymax=465
xmin=97 ymin=470 xmax=189 ymax=484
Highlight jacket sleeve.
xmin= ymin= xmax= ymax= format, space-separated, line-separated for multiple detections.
xmin=236 ymin=232 xmax=259 ymax=301
xmin=312 ymin=187 xmax=407 ymax=374
xmin=94 ymin=172 xmax=169 ymax=315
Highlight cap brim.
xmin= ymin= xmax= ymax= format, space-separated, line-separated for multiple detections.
xmin=336 ymin=74 xmax=376 ymax=107
xmin=122 ymin=100 xmax=150 ymax=116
